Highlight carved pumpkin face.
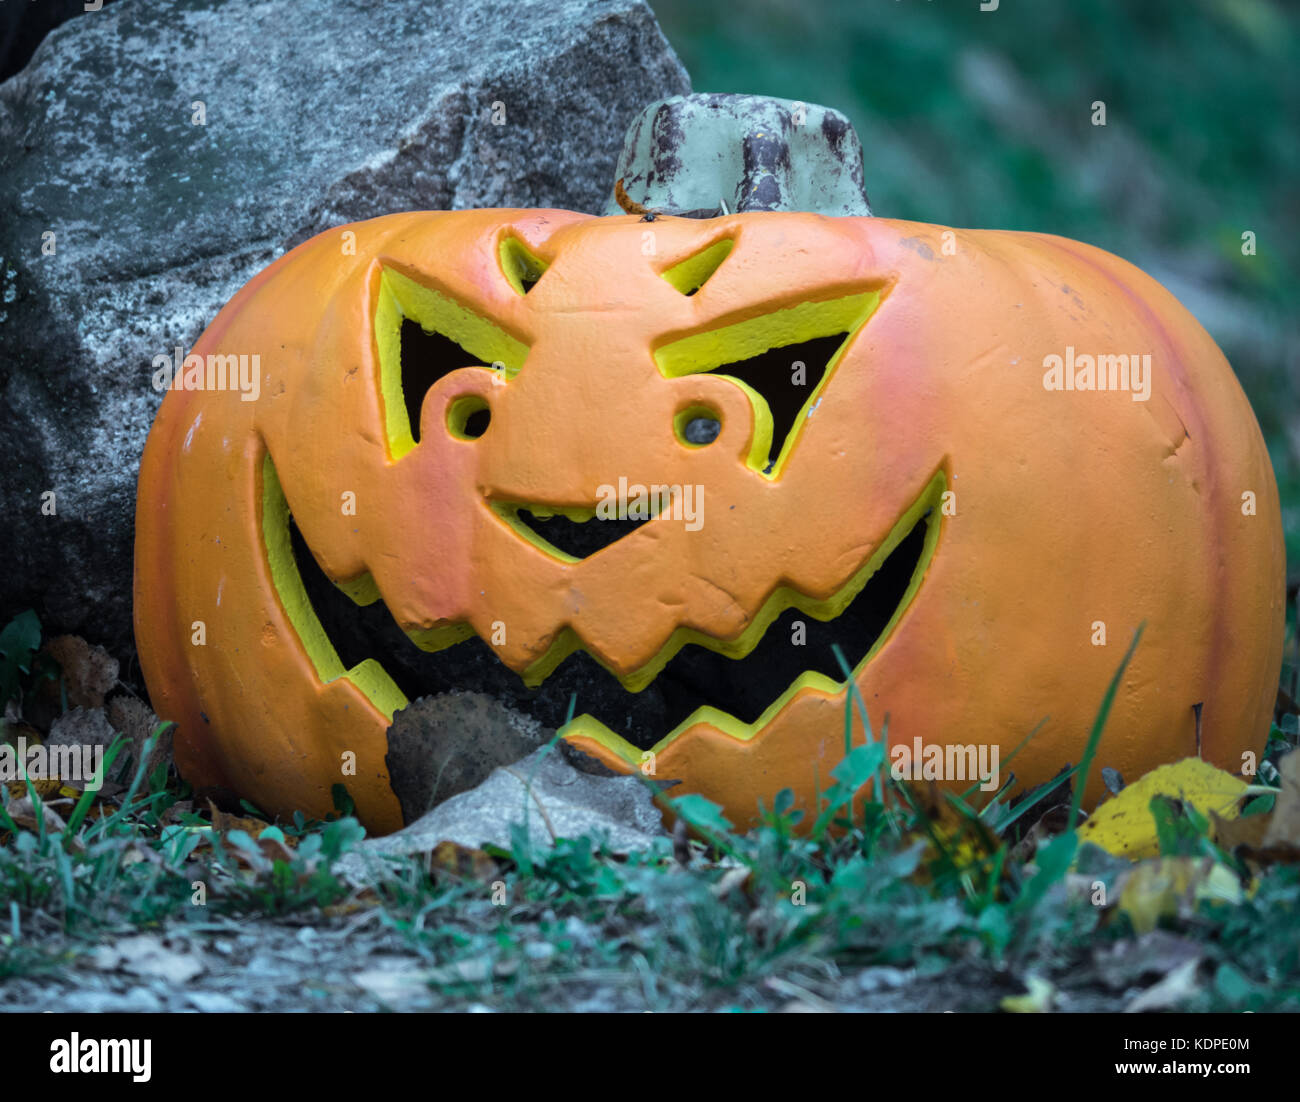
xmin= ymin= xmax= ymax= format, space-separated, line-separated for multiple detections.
xmin=134 ymin=210 xmax=1285 ymax=834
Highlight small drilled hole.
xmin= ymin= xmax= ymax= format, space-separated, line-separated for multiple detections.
xmin=676 ymin=406 xmax=722 ymax=446
xmin=448 ymin=397 xmax=491 ymax=440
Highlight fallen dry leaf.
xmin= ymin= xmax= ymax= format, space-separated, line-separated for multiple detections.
xmin=106 ymin=694 xmax=171 ymax=778
xmin=1117 ymin=857 xmax=1242 ymax=934
xmin=1208 ymin=751 xmax=1300 ymax=868
xmin=426 ymin=840 xmax=498 ymax=882
xmin=711 ymin=865 xmax=754 ymax=901
xmin=1262 ymin=749 xmax=1300 ymax=847
xmin=43 ymin=635 xmax=118 ymax=709
xmin=5 ymin=776 xmax=65 ymax=802
xmin=45 ymin=707 xmax=118 ymax=789
xmin=4 ymin=794 xmax=70 ymax=834
xmin=353 ymin=966 xmax=432 ymax=1006
xmin=1124 ymin=958 xmax=1202 ymax=1012
xmin=765 ymin=976 xmax=835 ymax=1012
xmin=903 ymin=778 xmax=1002 ymax=875
xmin=1209 ymin=808 xmax=1271 ymax=851
xmin=197 ymin=799 xmax=297 ymax=865
xmin=205 ymin=799 xmax=271 ymax=839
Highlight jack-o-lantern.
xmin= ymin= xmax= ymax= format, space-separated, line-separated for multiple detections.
xmin=134 ymin=97 xmax=1285 ymax=835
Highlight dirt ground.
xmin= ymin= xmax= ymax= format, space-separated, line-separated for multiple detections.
xmin=1 ymin=915 xmax=1132 ymax=1013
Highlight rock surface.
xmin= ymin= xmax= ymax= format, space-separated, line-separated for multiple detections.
xmin=0 ymin=0 xmax=689 ymax=658
xmin=342 ymin=744 xmax=669 ymax=876
xmin=384 ymin=692 xmax=553 ymax=824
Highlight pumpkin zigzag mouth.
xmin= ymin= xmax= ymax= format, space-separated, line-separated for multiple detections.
xmin=262 ymin=452 xmax=945 ymax=756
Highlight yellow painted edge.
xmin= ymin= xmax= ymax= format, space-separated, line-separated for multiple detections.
xmin=661 ymin=237 xmax=735 ymax=295
xmin=488 ymin=503 xmax=580 ymax=565
xmin=336 ymin=573 xmax=382 ymax=605
xmin=375 ymin=267 xmax=529 ymax=459
xmin=499 ymin=235 xmax=549 ymax=296
xmin=654 ymin=293 xmax=878 ymax=378
xmin=261 ymin=451 xmax=408 ymax=722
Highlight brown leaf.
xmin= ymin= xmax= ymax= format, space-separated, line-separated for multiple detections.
xmin=1210 ymin=808 xmax=1271 ymax=852
xmin=43 ymin=636 xmax=118 ymax=709
xmin=426 ymin=839 xmax=498 ymax=882
xmin=1262 ymin=749 xmax=1300 ymax=847
xmin=205 ymin=798 xmax=270 ymax=838
xmin=1236 ymin=841 xmax=1300 ymax=867
xmin=5 ymin=795 xmax=69 ymax=834
xmin=106 ymin=694 xmax=171 ymax=779
xmin=5 ymin=776 xmax=64 ymax=802
xmin=258 ymin=834 xmax=297 ymax=863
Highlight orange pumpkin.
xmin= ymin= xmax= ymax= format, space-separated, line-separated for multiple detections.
xmin=133 ymin=208 xmax=1286 ymax=835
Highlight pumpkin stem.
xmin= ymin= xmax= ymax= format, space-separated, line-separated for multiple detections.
xmin=613 ymin=177 xmax=651 ymax=216
xmin=607 ymin=94 xmax=872 ymax=218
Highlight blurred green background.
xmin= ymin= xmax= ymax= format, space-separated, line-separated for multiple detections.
xmin=653 ymin=0 xmax=1299 ymax=584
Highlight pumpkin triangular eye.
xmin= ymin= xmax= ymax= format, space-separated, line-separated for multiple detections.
xmin=499 ymin=237 xmax=548 ymax=295
xmin=400 ymin=321 xmax=486 ymax=443
xmin=709 ymin=333 xmax=850 ymax=473
xmin=661 ymin=238 xmax=734 ymax=296
xmin=375 ymin=267 xmax=528 ymax=459
xmin=654 ymin=291 xmax=880 ymax=476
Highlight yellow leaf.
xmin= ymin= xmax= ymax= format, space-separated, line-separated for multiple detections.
xmin=1078 ymin=758 xmax=1246 ymax=859
xmin=1117 ymin=857 xmax=1243 ymax=934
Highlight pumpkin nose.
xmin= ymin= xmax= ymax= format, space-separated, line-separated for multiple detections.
xmin=672 ymin=373 xmax=763 ymax=468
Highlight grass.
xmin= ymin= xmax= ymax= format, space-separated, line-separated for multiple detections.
xmin=2 ymin=621 xmax=1298 ymax=1011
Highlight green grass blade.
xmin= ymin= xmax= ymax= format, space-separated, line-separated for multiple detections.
xmin=1068 ymin=623 xmax=1144 ymax=827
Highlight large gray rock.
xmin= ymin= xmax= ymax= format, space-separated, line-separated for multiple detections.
xmin=0 ymin=0 xmax=689 ymax=658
